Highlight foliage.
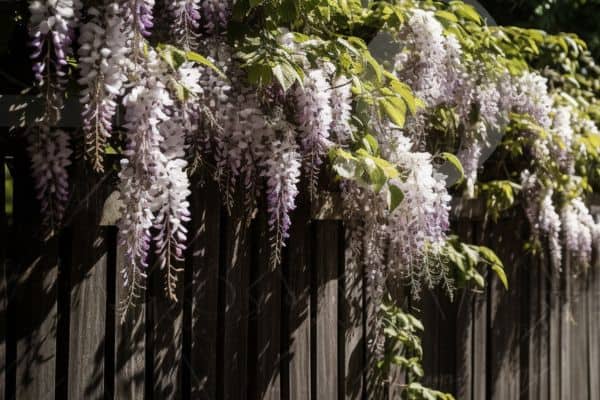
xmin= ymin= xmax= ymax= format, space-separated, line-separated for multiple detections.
xmin=378 ymin=297 xmax=455 ymax=400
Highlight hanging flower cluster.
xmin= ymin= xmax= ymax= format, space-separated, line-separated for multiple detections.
xmin=23 ymin=0 xmax=600 ymax=313
xmin=27 ymin=0 xmax=80 ymax=227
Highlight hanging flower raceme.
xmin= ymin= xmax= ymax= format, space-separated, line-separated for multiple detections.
xmin=329 ymin=76 xmax=353 ymax=145
xmin=27 ymin=129 xmax=72 ymax=227
xmin=170 ymin=0 xmax=201 ymax=50
xmin=201 ymin=0 xmax=231 ymax=35
xmin=117 ymin=51 xmax=174 ymax=311
xmin=78 ymin=3 xmax=129 ymax=172
xmin=295 ymin=68 xmax=333 ymax=196
xmin=29 ymin=0 xmax=80 ymax=88
xmin=261 ymin=123 xmax=302 ymax=266
xmin=28 ymin=0 xmax=80 ymax=227
xmin=561 ymin=198 xmax=598 ymax=266
xmin=394 ymin=9 xmax=467 ymax=108
xmin=387 ymin=150 xmax=452 ymax=295
xmin=152 ymin=61 xmax=202 ymax=300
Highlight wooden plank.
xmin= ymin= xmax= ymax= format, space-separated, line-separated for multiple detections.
xmin=535 ymin=244 xmax=551 ymax=400
xmin=471 ymin=286 xmax=487 ymax=400
xmin=314 ymin=221 xmax=339 ymax=400
xmin=471 ymin=223 xmax=487 ymax=400
xmin=568 ymin=268 xmax=589 ymax=400
xmin=282 ymin=195 xmax=311 ymax=400
xmin=0 ymin=153 xmax=7 ymax=400
xmin=150 ymin=252 xmax=184 ymax=399
xmin=421 ymin=287 xmax=456 ymax=395
xmin=559 ymin=253 xmax=570 ymax=400
xmin=527 ymin=249 xmax=541 ymax=400
xmin=248 ymin=206 xmax=281 ymax=400
xmin=548 ymin=246 xmax=561 ymax=400
xmin=114 ymin=236 xmax=145 ymax=399
xmin=341 ymin=225 xmax=364 ymax=400
xmin=187 ymin=179 xmax=220 ymax=399
xmin=220 ymin=197 xmax=251 ymax=400
xmin=454 ymin=219 xmax=474 ymax=400
xmin=589 ymin=242 xmax=600 ymax=400
xmin=388 ymin=282 xmax=407 ymax=400
xmin=12 ymin=147 xmax=58 ymax=399
xmin=486 ymin=220 xmax=523 ymax=400
xmin=67 ymin=168 xmax=110 ymax=399
xmin=363 ymin=248 xmax=386 ymax=399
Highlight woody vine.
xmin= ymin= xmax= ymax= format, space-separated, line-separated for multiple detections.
xmin=17 ymin=0 xmax=600 ymax=397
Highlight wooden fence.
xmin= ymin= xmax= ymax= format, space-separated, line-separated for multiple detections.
xmin=0 ymin=142 xmax=599 ymax=400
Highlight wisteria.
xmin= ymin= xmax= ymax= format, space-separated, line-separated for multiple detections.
xmin=78 ymin=3 xmax=128 ymax=171
xmin=27 ymin=129 xmax=72 ymax=227
xmin=28 ymin=0 xmax=80 ymax=227
xmin=21 ymin=0 xmax=600 ymax=315
xmin=201 ymin=0 xmax=231 ymax=34
xmin=295 ymin=68 xmax=333 ymax=196
xmin=170 ymin=0 xmax=201 ymax=50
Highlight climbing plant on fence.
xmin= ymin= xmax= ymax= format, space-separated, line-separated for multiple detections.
xmin=8 ymin=0 xmax=600 ymax=397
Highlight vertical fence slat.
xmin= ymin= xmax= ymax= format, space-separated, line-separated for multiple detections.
xmin=548 ymin=248 xmax=561 ymax=400
xmin=454 ymin=219 xmax=474 ymax=400
xmin=283 ymin=197 xmax=311 ymax=400
xmin=341 ymin=226 xmax=364 ymax=400
xmin=589 ymin=241 xmax=600 ymax=400
xmin=0 ymin=150 xmax=6 ymax=400
xmin=486 ymin=220 xmax=523 ymax=400
xmin=471 ymin=222 xmax=487 ymax=400
xmin=68 ymin=171 xmax=110 ymax=399
xmin=568 ymin=268 xmax=589 ymax=400
xmin=13 ymin=148 xmax=58 ymax=399
xmin=188 ymin=180 xmax=220 ymax=399
xmin=538 ymin=249 xmax=549 ymax=400
xmin=559 ymin=254 xmax=570 ymax=400
xmin=249 ymin=207 xmax=281 ymax=400
xmin=364 ymin=254 xmax=385 ymax=399
xmin=221 ymin=198 xmax=251 ymax=400
xmin=114 ymin=238 xmax=146 ymax=399
xmin=151 ymin=256 xmax=184 ymax=399
xmin=314 ymin=221 xmax=339 ymax=400
xmin=0 ymin=153 xmax=6 ymax=400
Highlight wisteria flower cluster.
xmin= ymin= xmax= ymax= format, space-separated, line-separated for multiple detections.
xmin=23 ymin=0 xmax=600 ymax=314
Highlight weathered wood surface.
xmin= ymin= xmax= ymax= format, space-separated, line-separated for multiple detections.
xmin=0 ymin=154 xmax=6 ymax=400
xmin=2 ymin=145 xmax=600 ymax=400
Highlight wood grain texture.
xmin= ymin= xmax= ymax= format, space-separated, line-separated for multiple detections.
xmin=221 ymin=198 xmax=251 ymax=400
xmin=548 ymin=247 xmax=561 ymax=400
xmin=68 ymin=168 xmax=111 ymax=399
xmin=314 ymin=221 xmax=339 ymax=400
xmin=114 ymin=243 xmax=145 ymax=399
xmin=559 ymin=253 xmax=570 ymax=400
xmin=248 ymin=207 xmax=281 ymax=400
xmin=486 ymin=220 xmax=523 ymax=400
xmin=0 ymin=153 xmax=6 ymax=400
xmin=454 ymin=219 xmax=475 ymax=400
xmin=568 ymin=267 xmax=589 ymax=400
xmin=150 ymin=255 xmax=184 ymax=399
xmin=282 ymin=196 xmax=311 ymax=400
xmin=341 ymin=226 xmax=364 ymax=400
xmin=13 ymin=147 xmax=58 ymax=400
xmin=589 ymin=244 xmax=600 ymax=400
xmin=187 ymin=179 xmax=220 ymax=399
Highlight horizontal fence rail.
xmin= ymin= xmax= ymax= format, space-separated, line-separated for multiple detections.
xmin=0 ymin=145 xmax=599 ymax=400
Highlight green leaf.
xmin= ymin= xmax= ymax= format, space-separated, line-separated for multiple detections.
xmin=441 ymin=152 xmax=465 ymax=181
xmin=380 ymin=98 xmax=406 ymax=127
xmin=479 ymin=246 xmax=508 ymax=289
xmin=361 ymin=134 xmax=379 ymax=155
xmin=387 ymin=184 xmax=404 ymax=211
xmin=186 ymin=50 xmax=227 ymax=78
xmin=491 ymin=264 xmax=509 ymax=290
